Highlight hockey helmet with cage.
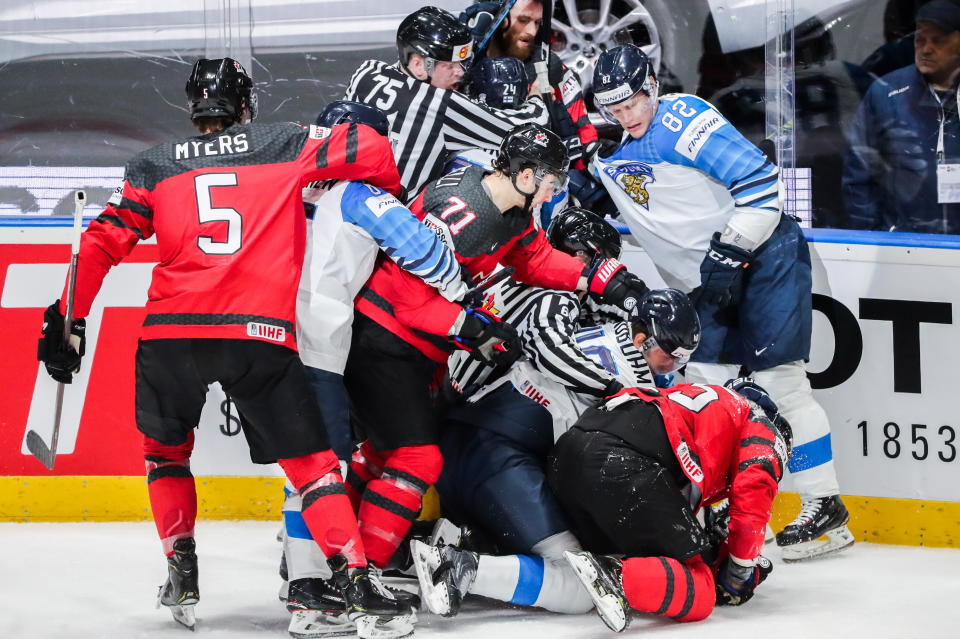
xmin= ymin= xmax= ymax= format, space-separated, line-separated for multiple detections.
xmin=466 ymin=57 xmax=527 ymax=109
xmin=547 ymin=207 xmax=622 ymax=260
xmin=630 ymin=288 xmax=700 ymax=374
xmin=185 ymin=58 xmax=257 ymax=122
xmin=397 ymin=7 xmax=475 ymax=77
xmin=592 ymin=44 xmax=657 ymax=125
xmin=493 ymin=123 xmax=570 ymax=199
xmin=316 ymin=100 xmax=390 ymax=137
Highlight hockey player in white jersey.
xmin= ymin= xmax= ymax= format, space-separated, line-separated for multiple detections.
xmin=280 ymin=101 xmax=469 ymax=639
xmin=588 ymin=44 xmax=853 ymax=561
xmin=410 ymin=286 xmax=699 ymax=618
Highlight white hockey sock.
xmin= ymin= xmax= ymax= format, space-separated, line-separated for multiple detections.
xmin=470 ymin=532 xmax=593 ymax=614
xmin=282 ymin=481 xmax=332 ymax=580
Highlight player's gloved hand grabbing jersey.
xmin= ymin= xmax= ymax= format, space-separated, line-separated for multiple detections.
xmin=696 ymin=232 xmax=752 ymax=307
xmin=583 ymin=255 xmax=649 ymax=310
xmin=454 ymin=307 xmax=521 ymax=367
xmin=37 ymin=301 xmax=86 ymax=384
xmin=724 ymin=377 xmax=780 ymax=424
xmin=715 ymin=555 xmax=773 ymax=606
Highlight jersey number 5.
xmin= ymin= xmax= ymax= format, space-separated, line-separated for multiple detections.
xmin=439 ymin=196 xmax=477 ymax=235
xmin=196 ymin=173 xmax=242 ymax=255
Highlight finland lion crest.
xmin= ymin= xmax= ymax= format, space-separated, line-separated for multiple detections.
xmin=604 ymin=162 xmax=655 ymax=209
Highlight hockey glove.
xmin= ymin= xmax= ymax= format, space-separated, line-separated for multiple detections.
xmin=584 ymin=255 xmax=649 ymax=311
xmin=37 ymin=301 xmax=86 ymax=384
xmin=723 ymin=377 xmax=780 ymax=424
xmin=715 ymin=555 xmax=773 ymax=606
xmin=454 ymin=307 xmax=521 ymax=368
xmin=697 ymin=232 xmax=752 ymax=308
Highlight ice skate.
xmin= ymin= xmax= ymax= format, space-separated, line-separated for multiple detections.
xmin=286 ymin=578 xmax=354 ymax=638
xmin=409 ymin=539 xmax=477 ymax=617
xmin=156 ymin=537 xmax=199 ymax=631
xmin=564 ymin=551 xmax=629 ymax=632
xmin=328 ymin=555 xmax=416 ymax=639
xmin=427 ymin=517 xmax=465 ymax=548
xmin=776 ymin=495 xmax=855 ymax=562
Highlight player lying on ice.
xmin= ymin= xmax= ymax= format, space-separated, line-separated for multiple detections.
xmin=414 ymin=373 xmax=791 ymax=627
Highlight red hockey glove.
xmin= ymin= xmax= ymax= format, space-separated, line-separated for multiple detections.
xmin=583 ymin=256 xmax=649 ymax=310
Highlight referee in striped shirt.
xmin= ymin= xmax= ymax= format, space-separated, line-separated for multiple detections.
xmin=344 ymin=6 xmax=549 ymax=200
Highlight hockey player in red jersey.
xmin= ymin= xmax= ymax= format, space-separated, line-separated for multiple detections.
xmin=35 ymin=58 xmax=414 ymax=638
xmin=343 ymin=123 xmax=651 ymax=574
xmin=551 ymin=380 xmax=791 ymax=629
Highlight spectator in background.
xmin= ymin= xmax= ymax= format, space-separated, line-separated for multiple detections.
xmin=844 ymin=0 xmax=960 ymax=234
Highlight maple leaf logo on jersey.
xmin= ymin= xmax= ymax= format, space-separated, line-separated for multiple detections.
xmin=605 ymin=162 xmax=655 ymax=209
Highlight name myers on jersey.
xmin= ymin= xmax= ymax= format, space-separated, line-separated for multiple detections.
xmin=174 ymin=132 xmax=250 ymax=160
xmin=675 ymin=109 xmax=723 ymax=161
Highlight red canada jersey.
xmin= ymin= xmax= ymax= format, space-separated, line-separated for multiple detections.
xmin=354 ymin=165 xmax=585 ymax=360
xmin=62 ymin=122 xmax=400 ymax=350
xmin=604 ymin=385 xmax=786 ymax=561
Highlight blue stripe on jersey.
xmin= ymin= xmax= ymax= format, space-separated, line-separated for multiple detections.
xmin=788 ymin=433 xmax=834 ymax=473
xmin=284 ymin=510 xmax=313 ymax=541
xmin=509 ymin=555 xmax=545 ymax=606
xmin=340 ymin=180 xmax=458 ymax=289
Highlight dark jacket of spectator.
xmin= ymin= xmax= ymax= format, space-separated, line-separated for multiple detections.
xmin=843 ymin=64 xmax=960 ymax=234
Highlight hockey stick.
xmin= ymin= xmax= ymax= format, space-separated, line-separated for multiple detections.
xmin=27 ymin=190 xmax=85 ymax=470
xmin=475 ymin=0 xmax=520 ymax=60
xmin=461 ymin=265 xmax=516 ymax=307
xmin=533 ymin=0 xmax=554 ymax=126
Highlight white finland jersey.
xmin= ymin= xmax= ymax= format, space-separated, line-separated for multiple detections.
xmin=593 ymin=93 xmax=781 ymax=291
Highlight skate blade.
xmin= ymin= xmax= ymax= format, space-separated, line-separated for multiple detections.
xmin=781 ymin=526 xmax=855 ymax=562
xmin=170 ymin=604 xmax=197 ymax=631
xmin=279 ymin=579 xmax=289 ymax=603
xmin=409 ymin=540 xmax=451 ymax=616
xmin=354 ymin=613 xmax=415 ymax=639
xmin=564 ymin=552 xmax=628 ymax=633
xmin=288 ymin=609 xmax=355 ymax=638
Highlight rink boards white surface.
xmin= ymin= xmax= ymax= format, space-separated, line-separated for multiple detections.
xmin=2 ymin=521 xmax=957 ymax=639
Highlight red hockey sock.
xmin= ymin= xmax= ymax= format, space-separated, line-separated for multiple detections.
xmin=358 ymin=444 xmax=442 ymax=568
xmin=280 ymin=449 xmax=366 ymax=568
xmin=143 ymin=433 xmax=196 ymax=556
xmin=621 ymin=555 xmax=715 ymax=622
xmin=346 ymin=441 xmax=386 ymax=513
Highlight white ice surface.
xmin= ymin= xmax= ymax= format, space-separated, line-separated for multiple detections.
xmin=2 ymin=521 xmax=957 ymax=639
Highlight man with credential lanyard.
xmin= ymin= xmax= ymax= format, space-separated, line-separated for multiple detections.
xmin=844 ymin=0 xmax=960 ymax=235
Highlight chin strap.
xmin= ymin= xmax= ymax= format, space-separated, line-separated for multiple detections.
xmin=509 ymin=171 xmax=537 ymax=213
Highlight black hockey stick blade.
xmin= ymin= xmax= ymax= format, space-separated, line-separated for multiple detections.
xmin=26 ymin=429 xmax=56 ymax=470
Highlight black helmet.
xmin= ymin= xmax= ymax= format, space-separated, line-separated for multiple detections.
xmin=316 ymin=100 xmax=390 ymax=137
xmin=493 ymin=123 xmax=570 ymax=197
xmin=185 ymin=58 xmax=256 ymax=122
xmin=592 ymin=44 xmax=657 ymax=124
xmin=630 ymin=288 xmax=700 ymax=374
xmin=397 ymin=6 xmax=474 ymax=76
xmin=547 ymin=207 xmax=622 ymax=260
xmin=466 ymin=57 xmax=527 ymax=109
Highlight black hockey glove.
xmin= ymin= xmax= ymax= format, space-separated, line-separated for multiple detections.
xmin=459 ymin=2 xmax=501 ymax=39
xmin=696 ymin=232 xmax=752 ymax=308
xmin=37 ymin=301 xmax=86 ymax=384
xmin=715 ymin=555 xmax=773 ymax=606
xmin=582 ymin=138 xmax=619 ymax=164
xmin=454 ymin=307 xmax=521 ymax=368
xmin=583 ymin=255 xmax=649 ymax=311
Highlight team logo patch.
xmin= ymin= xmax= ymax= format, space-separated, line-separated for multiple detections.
xmin=560 ymin=77 xmax=578 ymax=102
xmin=519 ymin=380 xmax=550 ymax=407
xmin=603 ymin=162 xmax=655 ymax=209
xmin=451 ymin=41 xmax=474 ymax=61
xmin=532 ymin=132 xmax=549 ymax=147
xmin=676 ymin=440 xmax=704 ymax=483
xmin=309 ymin=124 xmax=331 ymax=140
xmin=247 ymin=322 xmax=286 ymax=342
